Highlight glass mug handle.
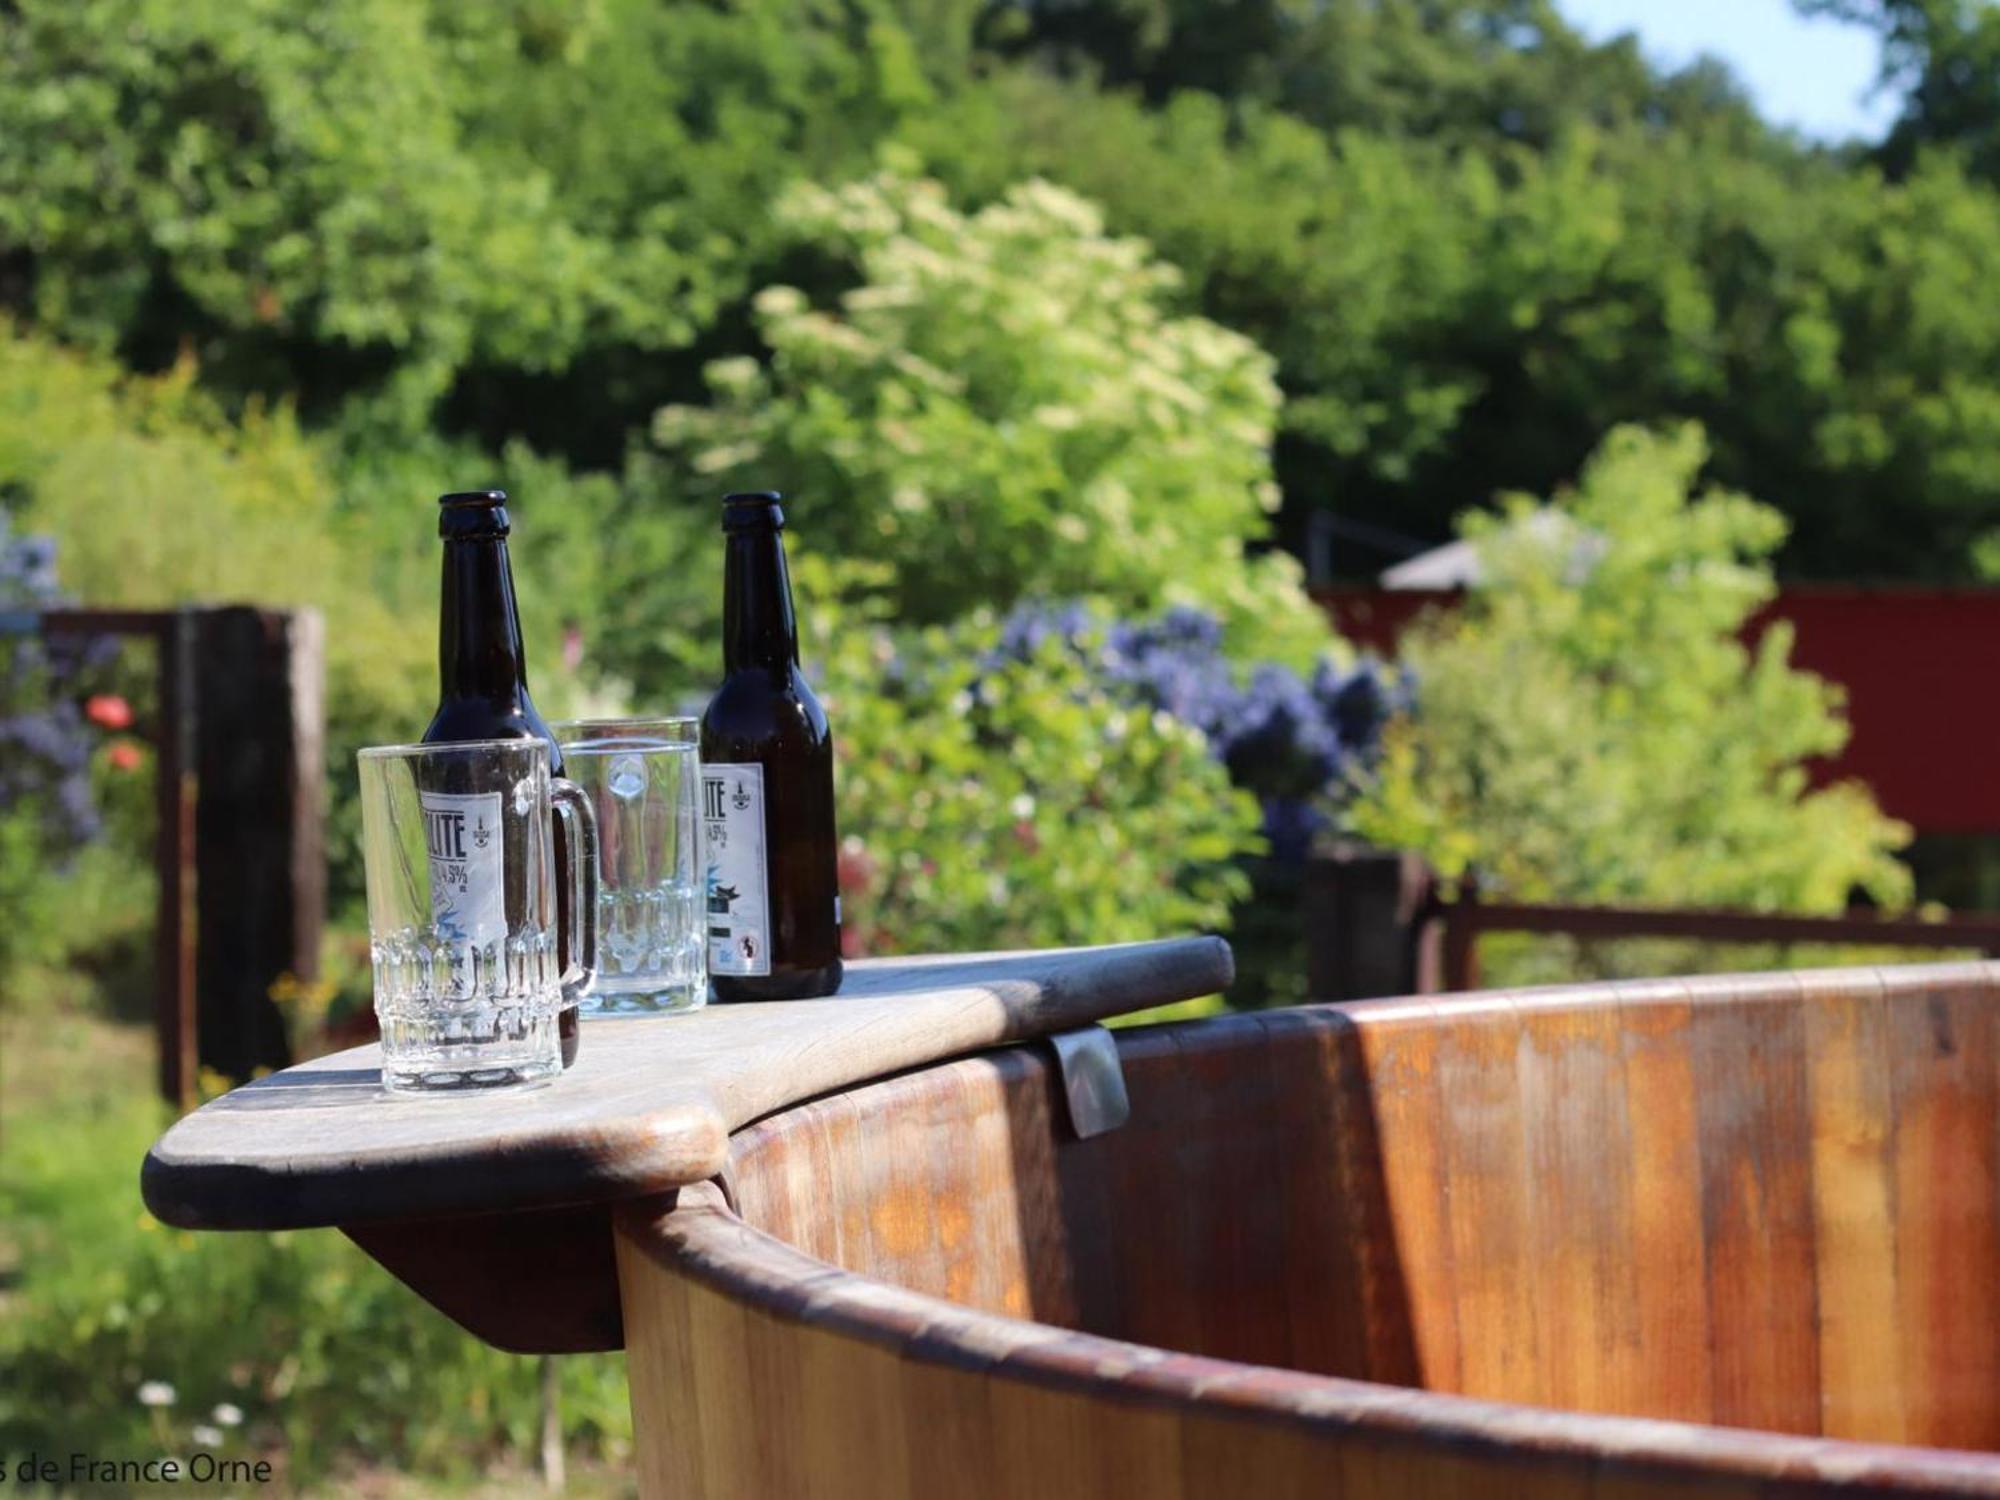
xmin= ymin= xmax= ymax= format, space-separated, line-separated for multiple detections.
xmin=550 ymin=776 xmax=600 ymax=1007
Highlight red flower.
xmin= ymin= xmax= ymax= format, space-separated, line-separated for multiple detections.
xmin=107 ymin=741 xmax=143 ymax=773
xmin=836 ymin=841 xmax=877 ymax=892
xmin=86 ymin=694 xmax=133 ymax=730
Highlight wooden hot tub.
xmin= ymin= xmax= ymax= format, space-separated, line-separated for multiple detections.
xmin=616 ymin=964 xmax=2000 ymax=1497
xmin=144 ymin=945 xmax=2000 ymax=1496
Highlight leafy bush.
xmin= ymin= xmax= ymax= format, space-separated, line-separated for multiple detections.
xmin=1350 ymin=423 xmax=1913 ymax=914
xmin=0 ymin=512 xmax=153 ymax=1002
xmin=13 ymin=0 xmax=2000 ymax=586
xmin=976 ymin=0 xmax=1765 ymax=150
xmin=645 ymin=167 xmax=1332 ymax=672
xmin=0 ymin=516 xmax=111 ymax=840
xmin=911 ymin=67 xmax=2000 ymax=581
xmin=799 ymin=564 xmax=1261 ymax=958
xmin=990 ymin=602 xmax=1409 ymax=859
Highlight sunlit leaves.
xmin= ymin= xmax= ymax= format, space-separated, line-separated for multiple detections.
xmin=654 ymin=167 xmax=1332 ymax=664
xmin=1350 ymin=423 xmax=1912 ymax=912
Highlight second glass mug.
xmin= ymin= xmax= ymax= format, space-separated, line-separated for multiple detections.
xmin=359 ymin=738 xmax=599 ymax=1092
xmin=554 ymin=717 xmax=705 ymax=1015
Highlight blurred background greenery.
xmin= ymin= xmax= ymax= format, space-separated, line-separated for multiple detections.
xmin=1 ymin=0 xmax=1991 ymax=1490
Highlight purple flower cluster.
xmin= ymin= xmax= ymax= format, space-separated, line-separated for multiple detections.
xmin=993 ymin=603 xmax=1412 ymax=860
xmin=0 ymin=512 xmax=115 ymax=849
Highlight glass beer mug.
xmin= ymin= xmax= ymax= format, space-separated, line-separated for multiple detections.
xmin=358 ymin=738 xmax=599 ymax=1092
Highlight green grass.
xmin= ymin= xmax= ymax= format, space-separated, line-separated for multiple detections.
xmin=0 ymin=1007 xmax=634 ymax=1496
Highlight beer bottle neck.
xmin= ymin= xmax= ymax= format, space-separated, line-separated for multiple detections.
xmin=439 ymin=538 xmax=531 ymax=702
xmin=722 ymin=526 xmax=800 ymax=674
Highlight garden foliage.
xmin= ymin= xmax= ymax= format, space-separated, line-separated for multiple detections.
xmin=988 ymin=602 xmax=1406 ymax=860
xmin=0 ymin=512 xmax=136 ymax=993
xmin=11 ymin=2 xmax=2000 ymax=577
xmin=1350 ymin=424 xmax=1914 ymax=911
xmin=0 ymin=324 xmax=627 ymax=926
xmin=801 ymin=572 xmax=1264 ymax=960
xmin=0 ymin=0 xmax=922 ymax=436
xmin=0 ymin=1023 xmax=632 ymax=1487
xmin=650 ymin=169 xmax=1328 ymax=662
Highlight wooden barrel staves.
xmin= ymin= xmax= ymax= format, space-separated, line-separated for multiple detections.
xmin=615 ymin=963 xmax=2000 ymax=1497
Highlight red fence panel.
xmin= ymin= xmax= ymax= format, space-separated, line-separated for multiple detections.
xmin=1320 ymin=586 xmax=2000 ymax=837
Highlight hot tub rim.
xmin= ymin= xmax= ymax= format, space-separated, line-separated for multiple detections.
xmin=618 ymin=1180 xmax=2000 ymax=1497
xmin=624 ymin=963 xmax=2000 ymax=1498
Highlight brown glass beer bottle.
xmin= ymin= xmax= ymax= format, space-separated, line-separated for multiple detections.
xmin=421 ymin=488 xmax=581 ymax=1065
xmin=699 ymin=492 xmax=843 ymax=1000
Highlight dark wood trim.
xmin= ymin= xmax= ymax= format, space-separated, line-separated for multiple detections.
xmin=1426 ymin=893 xmax=2000 ymax=993
xmin=344 ymin=1202 xmax=625 ymax=1354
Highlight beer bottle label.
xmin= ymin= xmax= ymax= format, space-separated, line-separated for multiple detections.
xmin=421 ymin=790 xmax=507 ymax=947
xmin=702 ymin=763 xmax=770 ymax=977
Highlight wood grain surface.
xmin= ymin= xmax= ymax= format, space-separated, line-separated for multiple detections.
xmin=623 ymin=960 xmax=2000 ymax=1496
xmin=622 ymin=1179 xmax=2000 ymax=1499
xmin=139 ymin=938 xmax=1233 ymax=1231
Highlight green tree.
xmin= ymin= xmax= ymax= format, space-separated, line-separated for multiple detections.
xmin=12 ymin=0 xmax=2000 ymax=586
xmin=1801 ymin=0 xmax=2000 ymax=176
xmin=975 ymin=0 xmax=1764 ymax=150
xmin=913 ymin=74 xmax=2000 ymax=578
xmin=1350 ymin=424 xmax=1912 ymax=910
xmin=639 ymin=166 xmax=1332 ymax=676
xmin=0 ymin=0 xmax=923 ymax=440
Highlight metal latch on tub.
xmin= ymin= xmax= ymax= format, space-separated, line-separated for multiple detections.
xmin=1045 ymin=1025 xmax=1130 ymax=1139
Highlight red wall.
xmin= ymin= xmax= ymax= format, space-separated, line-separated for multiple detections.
xmin=1321 ymin=587 xmax=2000 ymax=836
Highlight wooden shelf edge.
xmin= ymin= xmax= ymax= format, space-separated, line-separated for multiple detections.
xmin=140 ymin=936 xmax=1234 ymax=1233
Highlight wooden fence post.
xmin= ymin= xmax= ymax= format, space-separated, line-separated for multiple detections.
xmin=1301 ymin=845 xmax=1437 ymax=1000
xmin=1409 ymin=876 xmax=1481 ymax=995
xmin=1441 ymin=885 xmax=1480 ymax=993
xmin=189 ymin=606 xmax=323 ymax=1083
xmin=155 ymin=609 xmax=199 ymax=1107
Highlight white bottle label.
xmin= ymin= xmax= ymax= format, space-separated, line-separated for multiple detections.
xmin=703 ymin=763 xmax=770 ymax=977
xmin=421 ymin=790 xmax=507 ymax=947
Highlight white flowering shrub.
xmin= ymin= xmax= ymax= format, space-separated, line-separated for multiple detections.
xmin=652 ymin=165 xmax=1332 ymax=667
xmin=623 ymin=163 xmax=1321 ymax=968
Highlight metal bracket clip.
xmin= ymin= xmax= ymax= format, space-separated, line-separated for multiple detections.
xmin=1045 ymin=1025 xmax=1131 ymax=1140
